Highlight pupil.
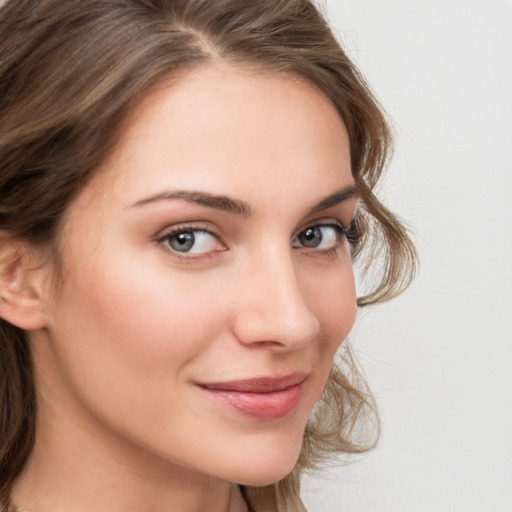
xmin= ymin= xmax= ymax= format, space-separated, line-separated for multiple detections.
xmin=300 ymin=227 xmax=322 ymax=247
xmin=171 ymin=232 xmax=195 ymax=252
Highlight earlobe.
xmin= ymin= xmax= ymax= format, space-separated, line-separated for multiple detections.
xmin=0 ymin=234 xmax=50 ymax=331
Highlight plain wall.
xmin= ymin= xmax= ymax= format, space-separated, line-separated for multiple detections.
xmin=302 ymin=1 xmax=512 ymax=511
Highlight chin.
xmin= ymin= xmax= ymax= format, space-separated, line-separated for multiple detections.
xmin=236 ymin=468 xmax=297 ymax=488
xmin=225 ymin=439 xmax=303 ymax=487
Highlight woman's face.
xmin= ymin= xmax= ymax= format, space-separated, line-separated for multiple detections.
xmin=32 ymin=64 xmax=357 ymax=486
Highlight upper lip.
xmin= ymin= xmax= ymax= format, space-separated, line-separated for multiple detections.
xmin=197 ymin=372 xmax=308 ymax=393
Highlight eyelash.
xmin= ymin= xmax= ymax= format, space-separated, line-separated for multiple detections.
xmin=156 ymin=222 xmax=224 ymax=261
xmin=155 ymin=219 xmax=356 ymax=262
xmin=293 ymin=220 xmax=356 ymax=259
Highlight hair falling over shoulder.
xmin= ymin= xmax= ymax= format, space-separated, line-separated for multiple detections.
xmin=0 ymin=1 xmax=417 ymax=510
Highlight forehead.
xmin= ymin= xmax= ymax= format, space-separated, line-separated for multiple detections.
xmin=75 ymin=63 xmax=352 ymax=212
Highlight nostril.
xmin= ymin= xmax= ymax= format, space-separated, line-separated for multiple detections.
xmin=232 ymin=300 xmax=320 ymax=351
xmin=231 ymin=258 xmax=323 ymax=349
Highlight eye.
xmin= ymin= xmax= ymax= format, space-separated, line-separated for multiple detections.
xmin=291 ymin=223 xmax=344 ymax=250
xmin=160 ymin=228 xmax=222 ymax=254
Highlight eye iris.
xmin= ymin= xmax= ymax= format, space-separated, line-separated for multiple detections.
xmin=169 ymin=232 xmax=195 ymax=252
xmin=299 ymin=227 xmax=322 ymax=248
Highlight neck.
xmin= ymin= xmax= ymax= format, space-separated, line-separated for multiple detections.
xmin=11 ymin=490 xmax=249 ymax=512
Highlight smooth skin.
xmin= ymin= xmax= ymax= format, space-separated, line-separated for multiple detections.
xmin=7 ymin=63 xmax=358 ymax=512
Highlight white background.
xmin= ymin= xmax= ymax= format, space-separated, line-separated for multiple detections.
xmin=303 ymin=1 xmax=512 ymax=511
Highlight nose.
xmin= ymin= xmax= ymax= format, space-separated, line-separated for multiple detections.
xmin=231 ymin=248 xmax=320 ymax=352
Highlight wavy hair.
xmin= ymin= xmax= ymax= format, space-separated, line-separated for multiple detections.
xmin=0 ymin=0 xmax=417 ymax=510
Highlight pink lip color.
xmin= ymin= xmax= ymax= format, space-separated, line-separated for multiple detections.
xmin=197 ymin=373 xmax=307 ymax=420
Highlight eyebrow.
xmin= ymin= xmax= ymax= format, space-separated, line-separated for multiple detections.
xmin=132 ymin=190 xmax=252 ymax=216
xmin=131 ymin=184 xmax=358 ymax=217
xmin=305 ymin=185 xmax=358 ymax=216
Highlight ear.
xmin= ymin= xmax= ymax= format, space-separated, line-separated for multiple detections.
xmin=0 ymin=233 xmax=50 ymax=331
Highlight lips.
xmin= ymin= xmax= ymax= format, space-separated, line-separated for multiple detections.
xmin=196 ymin=372 xmax=308 ymax=420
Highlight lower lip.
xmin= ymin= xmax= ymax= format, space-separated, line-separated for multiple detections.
xmin=200 ymin=383 xmax=303 ymax=420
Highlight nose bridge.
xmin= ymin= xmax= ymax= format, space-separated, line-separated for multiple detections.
xmin=233 ymin=242 xmax=320 ymax=349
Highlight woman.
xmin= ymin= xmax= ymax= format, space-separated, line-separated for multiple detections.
xmin=0 ymin=1 xmax=416 ymax=511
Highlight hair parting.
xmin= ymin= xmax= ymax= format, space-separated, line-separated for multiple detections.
xmin=0 ymin=1 xmax=417 ymax=509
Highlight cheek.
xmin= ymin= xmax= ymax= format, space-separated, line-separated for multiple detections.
xmin=307 ymin=262 xmax=357 ymax=350
xmin=299 ymin=260 xmax=357 ymax=402
xmin=44 ymin=247 xmax=234 ymax=426
xmin=40 ymin=253 xmax=243 ymax=468
xmin=59 ymin=261 xmax=230 ymax=372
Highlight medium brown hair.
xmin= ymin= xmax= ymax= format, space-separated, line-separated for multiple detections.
xmin=0 ymin=0 xmax=417 ymax=510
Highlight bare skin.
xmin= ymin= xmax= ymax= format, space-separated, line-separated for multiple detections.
xmin=7 ymin=63 xmax=357 ymax=512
